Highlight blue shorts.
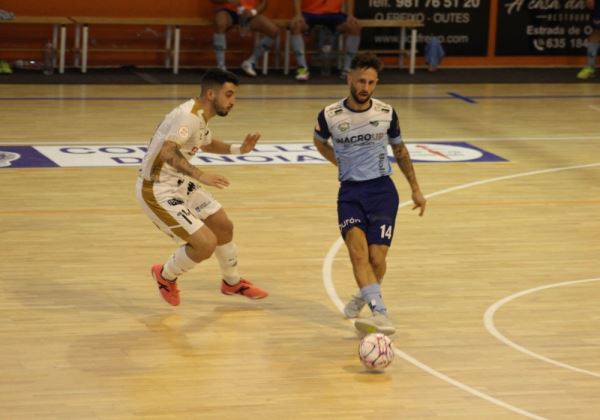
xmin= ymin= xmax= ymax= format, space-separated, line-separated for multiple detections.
xmin=302 ymin=12 xmax=347 ymax=33
xmin=337 ymin=176 xmax=399 ymax=246
xmin=218 ymin=9 xmax=240 ymax=25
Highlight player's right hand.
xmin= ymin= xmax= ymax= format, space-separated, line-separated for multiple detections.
xmin=240 ymin=132 xmax=260 ymax=154
xmin=411 ymin=190 xmax=426 ymax=216
xmin=198 ymin=172 xmax=230 ymax=189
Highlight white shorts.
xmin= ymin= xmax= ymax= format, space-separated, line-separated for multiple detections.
xmin=136 ymin=176 xmax=222 ymax=244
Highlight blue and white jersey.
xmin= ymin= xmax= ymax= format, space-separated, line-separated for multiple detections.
xmin=314 ymin=98 xmax=402 ymax=182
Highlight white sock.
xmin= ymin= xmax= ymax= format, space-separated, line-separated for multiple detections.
xmin=214 ymin=241 xmax=240 ymax=285
xmin=291 ymin=34 xmax=307 ymax=68
xmin=163 ymin=245 xmax=197 ymax=280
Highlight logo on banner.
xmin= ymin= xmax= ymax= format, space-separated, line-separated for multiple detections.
xmin=409 ymin=143 xmax=491 ymax=162
xmin=0 ymin=151 xmax=20 ymax=167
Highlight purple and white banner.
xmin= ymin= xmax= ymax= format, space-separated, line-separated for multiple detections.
xmin=0 ymin=142 xmax=507 ymax=169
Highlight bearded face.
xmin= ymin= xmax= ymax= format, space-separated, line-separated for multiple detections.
xmin=350 ymin=83 xmax=372 ymax=105
xmin=347 ymin=67 xmax=378 ymax=107
xmin=211 ymin=82 xmax=237 ymax=117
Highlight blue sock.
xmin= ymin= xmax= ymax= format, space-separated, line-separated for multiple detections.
xmin=587 ymin=42 xmax=599 ymax=68
xmin=343 ymin=35 xmax=360 ymax=71
xmin=291 ymin=34 xmax=307 ymax=68
xmin=250 ymin=36 xmax=274 ymax=64
xmin=213 ymin=33 xmax=226 ymax=68
xmin=359 ymin=283 xmax=387 ymax=315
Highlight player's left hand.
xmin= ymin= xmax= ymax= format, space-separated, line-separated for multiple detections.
xmin=240 ymin=132 xmax=260 ymax=154
xmin=412 ymin=190 xmax=426 ymax=216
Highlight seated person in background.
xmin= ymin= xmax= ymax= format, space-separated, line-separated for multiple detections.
xmin=289 ymin=0 xmax=361 ymax=81
xmin=212 ymin=0 xmax=279 ymax=76
xmin=577 ymin=0 xmax=599 ymax=79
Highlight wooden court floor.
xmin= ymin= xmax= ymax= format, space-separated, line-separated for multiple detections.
xmin=1 ymin=82 xmax=599 ymax=419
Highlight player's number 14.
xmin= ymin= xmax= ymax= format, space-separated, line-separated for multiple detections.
xmin=380 ymin=225 xmax=393 ymax=239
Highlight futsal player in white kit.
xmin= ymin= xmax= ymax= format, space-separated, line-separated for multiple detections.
xmin=136 ymin=68 xmax=268 ymax=306
xmin=313 ymin=53 xmax=426 ymax=335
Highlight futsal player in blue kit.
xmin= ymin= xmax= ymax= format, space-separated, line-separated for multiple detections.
xmin=313 ymin=53 xmax=426 ymax=335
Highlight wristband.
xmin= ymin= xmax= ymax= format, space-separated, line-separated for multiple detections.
xmin=250 ymin=9 xmax=257 ymax=16
xmin=230 ymin=144 xmax=242 ymax=155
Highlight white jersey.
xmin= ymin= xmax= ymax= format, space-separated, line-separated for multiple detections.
xmin=314 ymin=98 xmax=402 ymax=182
xmin=139 ymin=98 xmax=212 ymax=184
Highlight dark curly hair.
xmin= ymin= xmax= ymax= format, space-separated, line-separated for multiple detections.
xmin=200 ymin=68 xmax=240 ymax=90
xmin=350 ymin=52 xmax=383 ymax=73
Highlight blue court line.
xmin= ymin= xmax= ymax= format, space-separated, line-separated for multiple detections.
xmin=448 ymin=92 xmax=477 ymax=103
xmin=0 ymin=94 xmax=600 ymax=101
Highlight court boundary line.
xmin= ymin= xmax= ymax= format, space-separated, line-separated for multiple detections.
xmin=484 ymin=277 xmax=600 ymax=378
xmin=322 ymin=161 xmax=600 ymax=419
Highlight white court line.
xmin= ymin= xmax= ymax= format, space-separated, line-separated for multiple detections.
xmin=484 ymin=278 xmax=600 ymax=378
xmin=589 ymin=105 xmax=600 ymax=112
xmin=408 ymin=135 xmax=600 ymax=142
xmin=323 ymin=162 xmax=600 ymax=419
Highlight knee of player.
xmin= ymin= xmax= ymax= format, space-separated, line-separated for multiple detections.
xmin=220 ymin=218 xmax=234 ymax=238
xmin=290 ymin=21 xmax=303 ymax=34
xmin=348 ymin=248 xmax=370 ymax=266
xmin=214 ymin=24 xmax=228 ymax=33
xmin=347 ymin=23 xmax=361 ymax=35
xmin=369 ymin=254 xmax=386 ymax=271
xmin=188 ymin=230 xmax=218 ymax=258
xmin=205 ymin=234 xmax=218 ymax=254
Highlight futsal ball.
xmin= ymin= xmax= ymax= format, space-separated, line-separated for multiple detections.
xmin=358 ymin=333 xmax=394 ymax=370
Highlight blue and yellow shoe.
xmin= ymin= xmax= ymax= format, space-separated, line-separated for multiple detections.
xmin=0 ymin=60 xmax=12 ymax=74
xmin=295 ymin=67 xmax=310 ymax=81
xmin=577 ymin=66 xmax=595 ymax=80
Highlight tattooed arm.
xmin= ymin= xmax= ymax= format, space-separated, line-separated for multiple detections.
xmin=159 ymin=140 xmax=230 ymax=189
xmin=391 ymin=142 xmax=426 ymax=216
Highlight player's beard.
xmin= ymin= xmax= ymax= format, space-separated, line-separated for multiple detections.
xmin=214 ymin=100 xmax=232 ymax=117
xmin=350 ymin=85 xmax=371 ymax=105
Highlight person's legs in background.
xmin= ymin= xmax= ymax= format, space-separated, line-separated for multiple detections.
xmin=241 ymin=15 xmax=280 ymax=77
xmin=213 ymin=9 xmax=236 ymax=70
xmin=290 ymin=15 xmax=310 ymax=81
xmin=577 ymin=8 xmax=600 ymax=79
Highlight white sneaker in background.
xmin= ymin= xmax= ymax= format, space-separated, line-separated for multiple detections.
xmin=241 ymin=60 xmax=257 ymax=77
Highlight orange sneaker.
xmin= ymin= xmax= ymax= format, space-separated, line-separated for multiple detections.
xmin=220 ymin=278 xmax=268 ymax=299
xmin=151 ymin=264 xmax=180 ymax=306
